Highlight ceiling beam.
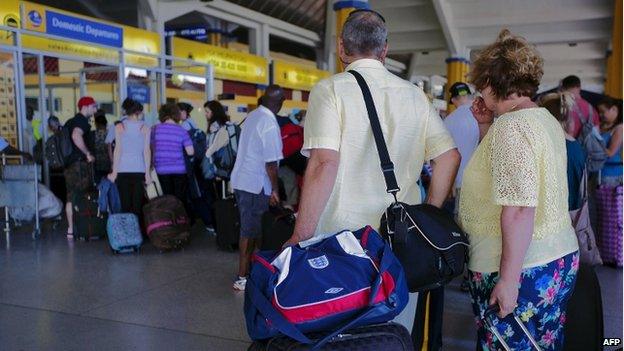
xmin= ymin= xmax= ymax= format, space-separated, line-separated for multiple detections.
xmin=432 ymin=0 xmax=464 ymax=57
xmin=370 ymin=0 xmax=429 ymax=10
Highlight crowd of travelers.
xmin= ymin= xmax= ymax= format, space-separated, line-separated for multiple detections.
xmin=1 ymin=8 xmax=621 ymax=351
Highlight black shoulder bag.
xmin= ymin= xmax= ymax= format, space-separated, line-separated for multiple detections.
xmin=348 ymin=70 xmax=469 ymax=292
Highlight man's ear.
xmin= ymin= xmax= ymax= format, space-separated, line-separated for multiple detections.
xmin=379 ymin=43 xmax=389 ymax=63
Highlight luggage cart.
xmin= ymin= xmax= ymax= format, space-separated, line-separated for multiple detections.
xmin=0 ymin=155 xmax=41 ymax=239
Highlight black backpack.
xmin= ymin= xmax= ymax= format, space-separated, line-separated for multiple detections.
xmin=349 ymin=70 xmax=469 ymax=293
xmin=56 ymin=126 xmax=74 ymax=167
xmin=45 ymin=134 xmax=64 ymax=170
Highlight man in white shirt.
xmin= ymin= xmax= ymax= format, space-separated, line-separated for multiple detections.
xmin=230 ymin=85 xmax=284 ymax=291
xmin=282 ymin=9 xmax=459 ymax=340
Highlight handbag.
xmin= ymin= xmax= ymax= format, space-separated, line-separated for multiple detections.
xmin=244 ymin=226 xmax=408 ymax=349
xmin=145 ymin=168 xmax=162 ymax=200
xmin=569 ymin=170 xmax=602 ymax=265
xmin=348 ymin=70 xmax=469 ymax=293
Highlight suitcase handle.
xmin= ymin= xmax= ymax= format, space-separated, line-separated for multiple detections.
xmin=483 ymin=304 xmax=543 ymax=351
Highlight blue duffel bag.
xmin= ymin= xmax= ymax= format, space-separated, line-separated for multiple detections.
xmin=244 ymin=226 xmax=408 ymax=348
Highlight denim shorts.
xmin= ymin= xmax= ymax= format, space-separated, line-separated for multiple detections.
xmin=235 ymin=189 xmax=270 ymax=238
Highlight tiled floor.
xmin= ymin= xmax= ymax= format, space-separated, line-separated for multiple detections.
xmin=0 ymin=220 xmax=621 ymax=350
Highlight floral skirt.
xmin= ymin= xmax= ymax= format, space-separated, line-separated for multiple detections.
xmin=468 ymin=251 xmax=579 ymax=351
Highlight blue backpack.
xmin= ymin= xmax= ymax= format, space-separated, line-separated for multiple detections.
xmin=189 ymin=127 xmax=207 ymax=164
xmin=244 ymin=226 xmax=408 ymax=348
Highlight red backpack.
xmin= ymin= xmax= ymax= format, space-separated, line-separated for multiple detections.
xmin=280 ymin=123 xmax=304 ymax=158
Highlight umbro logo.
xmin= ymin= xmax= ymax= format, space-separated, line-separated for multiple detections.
xmin=325 ymin=287 xmax=344 ymax=294
xmin=452 ymin=232 xmax=462 ymax=237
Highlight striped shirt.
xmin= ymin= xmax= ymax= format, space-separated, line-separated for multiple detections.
xmin=151 ymin=123 xmax=192 ymax=175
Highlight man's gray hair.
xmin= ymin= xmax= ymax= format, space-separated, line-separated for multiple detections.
xmin=341 ymin=11 xmax=388 ymax=57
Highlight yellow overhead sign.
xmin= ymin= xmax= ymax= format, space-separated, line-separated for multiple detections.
xmin=172 ymin=37 xmax=268 ymax=85
xmin=19 ymin=1 xmax=159 ymax=67
xmin=272 ymin=60 xmax=330 ymax=91
xmin=123 ymin=26 xmax=160 ymax=68
xmin=0 ymin=0 xmax=20 ymax=45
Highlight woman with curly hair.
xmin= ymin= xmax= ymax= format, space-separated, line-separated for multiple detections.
xmin=459 ymin=29 xmax=579 ymax=350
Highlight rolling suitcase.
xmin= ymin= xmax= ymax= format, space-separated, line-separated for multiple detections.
xmin=248 ymin=323 xmax=413 ymax=351
xmin=595 ymin=183 xmax=623 ymax=266
xmin=214 ymin=181 xmax=240 ymax=251
xmin=107 ymin=213 xmax=143 ymax=254
xmin=102 ymin=180 xmax=143 ymax=254
xmin=563 ymin=264 xmax=604 ymax=351
xmin=72 ymin=190 xmax=107 ymax=241
xmin=260 ymin=207 xmax=295 ymax=251
xmin=143 ymin=194 xmax=191 ymax=252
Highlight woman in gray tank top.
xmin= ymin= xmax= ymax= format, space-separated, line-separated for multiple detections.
xmin=108 ymin=100 xmax=152 ymax=218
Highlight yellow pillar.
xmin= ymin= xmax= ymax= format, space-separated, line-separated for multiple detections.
xmin=210 ymin=32 xmax=222 ymax=47
xmin=605 ymin=0 xmax=622 ymax=99
xmin=445 ymin=57 xmax=470 ymax=114
xmin=333 ymin=0 xmax=369 ymax=73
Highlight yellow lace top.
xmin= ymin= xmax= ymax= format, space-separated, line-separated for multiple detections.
xmin=459 ymin=108 xmax=579 ymax=273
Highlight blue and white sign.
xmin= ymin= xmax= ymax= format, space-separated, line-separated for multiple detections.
xmin=28 ymin=10 xmax=43 ymax=28
xmin=46 ymin=10 xmax=123 ymax=48
xmin=127 ymin=84 xmax=150 ymax=104
xmin=165 ymin=27 xmax=208 ymax=41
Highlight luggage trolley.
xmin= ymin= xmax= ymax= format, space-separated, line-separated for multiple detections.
xmin=0 ymin=155 xmax=41 ymax=239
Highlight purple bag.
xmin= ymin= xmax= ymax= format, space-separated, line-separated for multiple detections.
xmin=595 ymin=184 xmax=623 ymax=266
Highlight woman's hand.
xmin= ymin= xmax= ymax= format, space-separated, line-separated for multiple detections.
xmin=107 ymin=172 xmax=117 ymax=183
xmin=470 ymin=96 xmax=495 ymax=124
xmin=144 ymin=172 xmax=152 ymax=185
xmin=489 ymin=277 xmax=519 ymax=318
xmin=269 ymin=190 xmax=280 ymax=207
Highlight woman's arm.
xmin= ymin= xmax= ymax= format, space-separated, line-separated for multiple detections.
xmin=185 ymin=145 xmax=195 ymax=156
xmin=490 ymin=205 xmax=536 ymax=317
xmin=606 ymin=125 xmax=623 ymax=157
xmin=108 ymin=124 xmax=124 ymax=182
xmin=142 ymin=126 xmax=152 ymax=182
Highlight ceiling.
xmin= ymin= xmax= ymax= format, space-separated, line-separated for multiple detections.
xmin=371 ymin=0 xmax=614 ymax=92
xmin=223 ymin=0 xmax=327 ymax=35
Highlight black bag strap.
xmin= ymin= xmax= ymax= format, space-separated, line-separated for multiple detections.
xmin=348 ymin=70 xmax=400 ymax=200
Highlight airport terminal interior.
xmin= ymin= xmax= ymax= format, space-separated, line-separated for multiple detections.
xmin=0 ymin=0 xmax=622 ymax=350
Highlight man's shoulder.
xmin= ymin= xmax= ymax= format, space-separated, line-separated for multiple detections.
xmin=447 ymin=104 xmax=475 ymax=120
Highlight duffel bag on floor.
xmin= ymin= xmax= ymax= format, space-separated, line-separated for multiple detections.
xmin=143 ymin=195 xmax=191 ymax=251
xmin=244 ymin=226 xmax=408 ymax=348
xmin=248 ymin=322 xmax=413 ymax=351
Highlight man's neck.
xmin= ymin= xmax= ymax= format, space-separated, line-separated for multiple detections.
xmin=343 ymin=56 xmax=383 ymax=67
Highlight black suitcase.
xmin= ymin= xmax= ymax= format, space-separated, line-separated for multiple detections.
xmin=563 ymin=264 xmax=604 ymax=351
xmin=248 ymin=323 xmax=413 ymax=351
xmin=72 ymin=190 xmax=107 ymax=241
xmin=260 ymin=207 xmax=295 ymax=251
xmin=214 ymin=181 xmax=240 ymax=251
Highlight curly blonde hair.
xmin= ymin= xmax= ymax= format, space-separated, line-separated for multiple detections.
xmin=469 ymin=29 xmax=544 ymax=99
